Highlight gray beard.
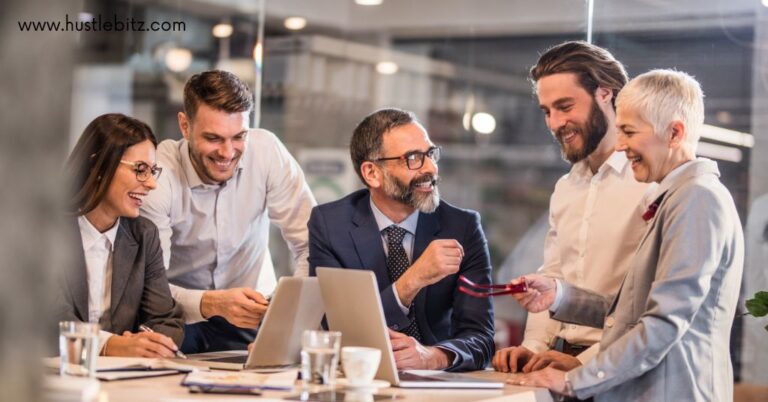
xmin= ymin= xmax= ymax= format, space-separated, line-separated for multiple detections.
xmin=381 ymin=171 xmax=440 ymax=213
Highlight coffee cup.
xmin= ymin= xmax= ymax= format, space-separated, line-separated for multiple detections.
xmin=341 ymin=346 xmax=381 ymax=386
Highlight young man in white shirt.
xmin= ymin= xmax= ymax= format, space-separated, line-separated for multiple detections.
xmin=141 ymin=70 xmax=316 ymax=353
xmin=492 ymin=41 xmax=653 ymax=374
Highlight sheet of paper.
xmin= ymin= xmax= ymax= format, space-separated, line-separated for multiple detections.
xmin=182 ymin=369 xmax=297 ymax=389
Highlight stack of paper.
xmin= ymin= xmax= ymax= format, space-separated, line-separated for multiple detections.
xmin=42 ymin=375 xmax=100 ymax=402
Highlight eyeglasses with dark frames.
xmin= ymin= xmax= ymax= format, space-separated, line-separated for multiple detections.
xmin=372 ymin=146 xmax=441 ymax=170
xmin=457 ymin=275 xmax=528 ymax=298
xmin=119 ymin=160 xmax=162 ymax=182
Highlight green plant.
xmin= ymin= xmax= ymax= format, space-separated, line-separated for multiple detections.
xmin=745 ymin=291 xmax=768 ymax=332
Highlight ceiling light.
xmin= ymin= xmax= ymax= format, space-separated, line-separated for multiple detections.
xmin=697 ymin=142 xmax=742 ymax=163
xmin=471 ymin=112 xmax=496 ymax=135
xmin=164 ymin=47 xmax=192 ymax=72
xmin=701 ymin=124 xmax=753 ymax=148
xmin=212 ymin=23 xmax=233 ymax=38
xmin=763 ymin=0 xmax=768 ymax=8
xmin=376 ymin=61 xmax=398 ymax=75
xmin=284 ymin=17 xmax=307 ymax=31
xmin=356 ymin=0 xmax=383 ymax=5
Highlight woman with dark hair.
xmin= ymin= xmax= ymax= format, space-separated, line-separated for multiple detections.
xmin=58 ymin=113 xmax=184 ymax=357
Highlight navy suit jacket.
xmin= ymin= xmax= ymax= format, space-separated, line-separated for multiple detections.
xmin=308 ymin=189 xmax=495 ymax=371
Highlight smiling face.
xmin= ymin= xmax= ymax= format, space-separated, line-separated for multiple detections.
xmin=615 ymin=106 xmax=675 ymax=183
xmin=536 ymin=73 xmax=609 ymax=164
xmin=374 ymin=122 xmax=440 ymax=214
xmin=179 ymin=103 xmax=249 ymax=184
xmin=96 ymin=139 xmax=158 ymax=223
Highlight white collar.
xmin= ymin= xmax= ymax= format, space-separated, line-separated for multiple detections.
xmin=369 ymin=197 xmax=419 ymax=235
xmin=78 ymin=215 xmax=119 ymax=251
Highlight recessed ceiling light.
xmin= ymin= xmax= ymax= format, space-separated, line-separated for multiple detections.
xmin=212 ymin=23 xmax=233 ymax=38
xmin=471 ymin=112 xmax=496 ymax=134
xmin=356 ymin=0 xmax=383 ymax=5
xmin=284 ymin=17 xmax=307 ymax=31
xmin=165 ymin=47 xmax=192 ymax=72
xmin=763 ymin=0 xmax=768 ymax=8
xmin=376 ymin=61 xmax=398 ymax=75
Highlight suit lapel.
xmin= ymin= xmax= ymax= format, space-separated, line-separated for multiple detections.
xmin=350 ymin=193 xmax=391 ymax=289
xmin=412 ymin=211 xmax=441 ymax=340
xmin=413 ymin=212 xmax=440 ymax=261
xmin=110 ymin=219 xmax=137 ymax=318
xmin=69 ymin=220 xmax=89 ymax=321
xmin=633 ymin=191 xmax=668 ymax=258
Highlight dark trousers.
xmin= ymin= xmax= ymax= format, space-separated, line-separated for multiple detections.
xmin=180 ymin=316 xmax=257 ymax=354
xmin=553 ymin=337 xmax=594 ymax=402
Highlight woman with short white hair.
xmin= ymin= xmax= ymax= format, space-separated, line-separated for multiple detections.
xmin=506 ymin=70 xmax=744 ymax=402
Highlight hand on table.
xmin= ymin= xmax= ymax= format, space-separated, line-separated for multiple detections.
xmin=492 ymin=345 xmax=534 ymax=373
xmin=388 ymin=329 xmax=452 ymax=370
xmin=104 ymin=331 xmax=179 ymax=358
xmin=507 ymin=367 xmax=569 ymax=395
xmin=523 ymin=350 xmax=582 ymax=373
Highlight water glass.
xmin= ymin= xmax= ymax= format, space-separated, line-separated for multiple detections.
xmin=301 ymin=330 xmax=341 ymax=386
xmin=59 ymin=321 xmax=100 ymax=377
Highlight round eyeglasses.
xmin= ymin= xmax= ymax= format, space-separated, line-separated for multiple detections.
xmin=119 ymin=160 xmax=162 ymax=182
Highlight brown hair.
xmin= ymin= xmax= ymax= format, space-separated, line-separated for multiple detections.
xmin=183 ymin=70 xmax=253 ymax=120
xmin=350 ymin=108 xmax=417 ymax=186
xmin=66 ymin=113 xmax=157 ymax=215
xmin=530 ymin=41 xmax=628 ymax=109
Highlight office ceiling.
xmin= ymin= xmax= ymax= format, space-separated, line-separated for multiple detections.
xmin=145 ymin=0 xmax=761 ymax=38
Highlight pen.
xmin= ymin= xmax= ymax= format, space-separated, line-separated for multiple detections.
xmin=139 ymin=324 xmax=188 ymax=359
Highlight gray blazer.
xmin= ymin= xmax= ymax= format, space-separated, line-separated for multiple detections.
xmin=552 ymin=159 xmax=744 ymax=402
xmin=55 ymin=216 xmax=184 ymax=347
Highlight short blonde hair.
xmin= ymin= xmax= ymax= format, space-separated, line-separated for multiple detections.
xmin=616 ymin=69 xmax=705 ymax=152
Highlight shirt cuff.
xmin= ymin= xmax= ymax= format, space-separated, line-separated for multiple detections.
xmin=391 ymin=283 xmax=410 ymax=315
xmin=435 ymin=346 xmax=459 ymax=368
xmin=521 ymin=339 xmax=551 ymax=354
xmin=549 ymin=278 xmax=564 ymax=313
xmin=171 ymin=285 xmax=207 ymax=324
xmin=575 ymin=343 xmax=600 ymax=364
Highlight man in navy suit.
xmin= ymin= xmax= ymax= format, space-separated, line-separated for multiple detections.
xmin=308 ymin=108 xmax=495 ymax=372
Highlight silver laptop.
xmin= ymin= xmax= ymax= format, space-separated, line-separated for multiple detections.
xmin=184 ymin=276 xmax=325 ymax=371
xmin=316 ymin=267 xmax=502 ymax=389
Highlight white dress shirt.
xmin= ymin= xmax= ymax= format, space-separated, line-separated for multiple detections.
xmin=77 ymin=215 xmax=119 ymax=350
xmin=550 ymin=159 xmax=694 ymax=312
xmin=369 ymin=198 xmax=419 ymax=313
xmin=140 ymin=129 xmax=316 ymax=323
xmin=523 ymin=151 xmax=655 ymax=363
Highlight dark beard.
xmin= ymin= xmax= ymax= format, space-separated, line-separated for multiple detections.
xmin=556 ymin=98 xmax=608 ymax=164
xmin=382 ymin=172 xmax=440 ymax=213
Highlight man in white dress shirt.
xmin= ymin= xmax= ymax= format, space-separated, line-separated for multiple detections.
xmin=492 ymin=42 xmax=653 ymax=375
xmin=141 ymin=70 xmax=316 ymax=353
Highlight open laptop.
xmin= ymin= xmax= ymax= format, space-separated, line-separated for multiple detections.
xmin=183 ymin=276 xmax=325 ymax=371
xmin=316 ymin=267 xmax=502 ymax=389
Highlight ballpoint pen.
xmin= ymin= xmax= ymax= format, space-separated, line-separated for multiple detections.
xmin=139 ymin=324 xmax=188 ymax=359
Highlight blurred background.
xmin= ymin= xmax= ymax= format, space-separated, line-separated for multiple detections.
xmin=2 ymin=0 xmax=767 ymax=400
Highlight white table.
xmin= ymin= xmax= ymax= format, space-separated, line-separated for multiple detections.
xmin=98 ymin=369 xmax=554 ymax=402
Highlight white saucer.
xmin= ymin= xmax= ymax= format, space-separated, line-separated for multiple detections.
xmin=336 ymin=379 xmax=391 ymax=390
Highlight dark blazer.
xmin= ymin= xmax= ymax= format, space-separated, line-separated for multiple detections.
xmin=55 ymin=216 xmax=184 ymax=347
xmin=308 ymin=189 xmax=495 ymax=371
